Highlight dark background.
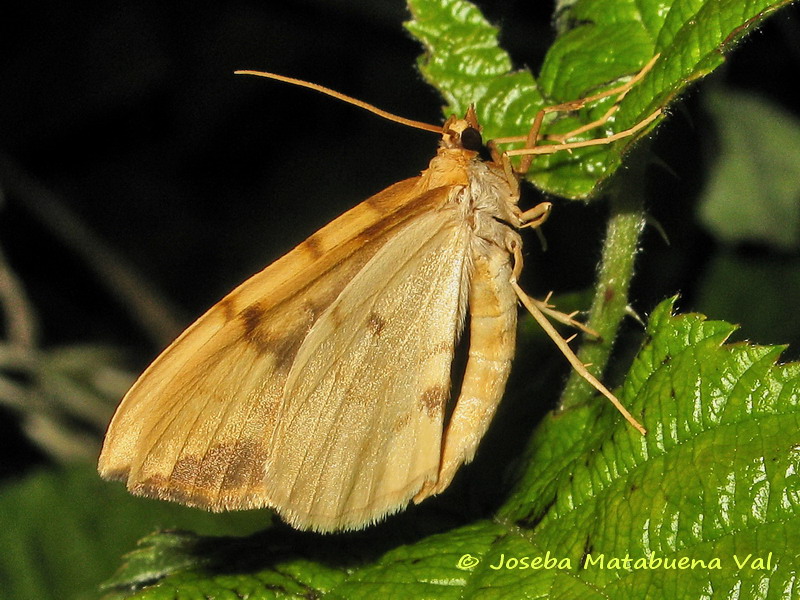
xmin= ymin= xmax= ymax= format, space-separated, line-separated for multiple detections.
xmin=1 ymin=1 xmax=799 ymax=482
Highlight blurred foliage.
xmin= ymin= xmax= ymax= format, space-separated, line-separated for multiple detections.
xmin=0 ymin=342 xmax=130 ymax=463
xmin=0 ymin=466 xmax=266 ymax=600
xmin=699 ymin=86 xmax=800 ymax=250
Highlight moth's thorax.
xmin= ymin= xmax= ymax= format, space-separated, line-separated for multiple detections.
xmin=418 ymin=143 xmax=521 ymax=253
xmin=463 ymin=158 xmax=522 ymax=251
xmin=418 ymin=147 xmax=477 ymax=189
xmin=464 ymin=159 xmax=519 ymax=225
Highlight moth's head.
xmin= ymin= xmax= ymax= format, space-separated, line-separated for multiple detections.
xmin=441 ymin=105 xmax=483 ymax=152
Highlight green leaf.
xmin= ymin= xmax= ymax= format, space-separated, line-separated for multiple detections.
xmin=84 ymin=299 xmax=800 ymax=599
xmin=699 ymin=86 xmax=800 ymax=250
xmin=498 ymin=298 xmax=800 ymax=597
xmin=0 ymin=465 xmax=265 ymax=600
xmin=406 ymin=0 xmax=794 ymax=198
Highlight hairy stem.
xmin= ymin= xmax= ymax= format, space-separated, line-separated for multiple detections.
xmin=559 ymin=148 xmax=648 ymax=411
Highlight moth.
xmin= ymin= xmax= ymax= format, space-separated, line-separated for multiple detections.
xmin=99 ymin=57 xmax=659 ymax=532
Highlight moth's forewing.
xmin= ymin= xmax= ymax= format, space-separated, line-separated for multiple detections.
xmin=98 ymin=177 xmax=456 ymax=519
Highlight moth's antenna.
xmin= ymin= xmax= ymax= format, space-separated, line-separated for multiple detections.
xmin=235 ymin=70 xmax=443 ymax=135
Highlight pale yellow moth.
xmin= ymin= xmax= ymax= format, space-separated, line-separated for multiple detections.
xmin=99 ymin=57 xmax=659 ymax=533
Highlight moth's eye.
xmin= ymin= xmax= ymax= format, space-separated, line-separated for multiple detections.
xmin=460 ymin=127 xmax=483 ymax=151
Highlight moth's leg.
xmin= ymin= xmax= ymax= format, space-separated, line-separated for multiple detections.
xmin=507 ymin=228 xmax=596 ymax=336
xmin=538 ymin=55 xmax=660 ymax=145
xmin=414 ymin=240 xmax=518 ymax=501
xmin=508 ymin=241 xmax=646 ymax=435
xmin=497 ymin=153 xmax=520 ymax=198
xmin=499 ymin=151 xmax=552 ymax=232
xmin=507 ymin=109 xmax=661 ymax=173
xmin=492 ymin=55 xmax=659 ymax=150
xmin=517 ymin=201 xmax=552 ymax=230
xmin=488 ymin=138 xmax=506 ymax=165
xmin=493 ymin=55 xmax=661 ymax=174
xmin=528 ymin=293 xmax=599 ymax=338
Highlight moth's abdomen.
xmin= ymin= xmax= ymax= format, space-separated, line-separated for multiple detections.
xmin=415 ymin=237 xmax=517 ymax=500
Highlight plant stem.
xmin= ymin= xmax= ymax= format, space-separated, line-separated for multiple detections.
xmin=559 ymin=148 xmax=647 ymax=411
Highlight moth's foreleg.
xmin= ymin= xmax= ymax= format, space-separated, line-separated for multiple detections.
xmin=517 ymin=201 xmax=552 ymax=230
xmin=493 ymin=55 xmax=661 ymax=174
